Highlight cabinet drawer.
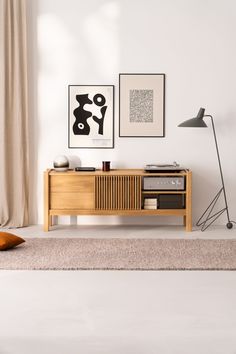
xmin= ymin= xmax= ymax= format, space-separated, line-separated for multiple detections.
xmin=50 ymin=175 xmax=94 ymax=193
xmin=50 ymin=192 xmax=94 ymax=210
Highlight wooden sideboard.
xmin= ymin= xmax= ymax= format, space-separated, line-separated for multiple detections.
xmin=44 ymin=169 xmax=192 ymax=231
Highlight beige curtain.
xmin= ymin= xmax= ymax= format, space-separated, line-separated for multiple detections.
xmin=0 ymin=0 xmax=29 ymax=227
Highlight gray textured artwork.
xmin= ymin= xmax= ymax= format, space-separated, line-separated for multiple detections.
xmin=129 ymin=89 xmax=153 ymax=123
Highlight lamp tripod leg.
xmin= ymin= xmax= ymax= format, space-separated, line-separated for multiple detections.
xmin=196 ymin=188 xmax=228 ymax=231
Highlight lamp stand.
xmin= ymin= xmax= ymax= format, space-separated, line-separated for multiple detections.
xmin=196 ymin=115 xmax=233 ymax=231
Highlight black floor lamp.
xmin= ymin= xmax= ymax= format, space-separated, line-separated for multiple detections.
xmin=178 ymin=108 xmax=233 ymax=231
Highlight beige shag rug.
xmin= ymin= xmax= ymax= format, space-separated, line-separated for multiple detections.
xmin=1 ymin=238 xmax=236 ymax=270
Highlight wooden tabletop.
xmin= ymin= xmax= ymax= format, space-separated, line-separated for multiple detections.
xmin=47 ymin=168 xmax=190 ymax=176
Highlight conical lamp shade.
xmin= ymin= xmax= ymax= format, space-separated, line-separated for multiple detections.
xmin=178 ymin=108 xmax=208 ymax=127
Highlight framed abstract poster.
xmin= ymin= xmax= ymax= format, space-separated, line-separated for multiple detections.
xmin=119 ymin=74 xmax=165 ymax=137
xmin=68 ymin=85 xmax=114 ymax=148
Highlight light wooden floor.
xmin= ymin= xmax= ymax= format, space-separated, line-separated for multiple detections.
xmin=8 ymin=223 xmax=236 ymax=239
xmin=0 ymin=225 xmax=236 ymax=354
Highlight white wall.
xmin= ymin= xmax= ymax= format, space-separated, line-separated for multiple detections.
xmin=29 ymin=0 xmax=236 ymax=226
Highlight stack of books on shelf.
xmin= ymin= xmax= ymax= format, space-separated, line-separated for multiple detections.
xmin=144 ymin=198 xmax=158 ymax=210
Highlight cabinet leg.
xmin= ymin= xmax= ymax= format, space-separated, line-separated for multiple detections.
xmin=44 ymin=222 xmax=49 ymax=232
xmin=183 ymin=216 xmax=186 ymax=226
xmin=44 ymin=170 xmax=50 ymax=232
xmin=44 ymin=213 xmax=50 ymax=232
xmin=185 ymin=170 xmax=192 ymax=232
xmin=185 ymin=215 xmax=192 ymax=232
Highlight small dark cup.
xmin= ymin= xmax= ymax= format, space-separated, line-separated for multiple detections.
xmin=102 ymin=161 xmax=111 ymax=171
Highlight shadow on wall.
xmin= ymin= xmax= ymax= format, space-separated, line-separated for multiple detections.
xmin=36 ymin=0 xmax=121 ymax=226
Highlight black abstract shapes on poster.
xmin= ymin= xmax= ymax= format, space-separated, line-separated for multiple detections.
xmin=93 ymin=93 xmax=107 ymax=135
xmin=93 ymin=93 xmax=106 ymax=107
xmin=92 ymin=94 xmax=107 ymax=135
xmin=73 ymin=93 xmax=108 ymax=136
xmin=93 ymin=106 xmax=107 ymax=135
xmin=73 ymin=94 xmax=92 ymax=135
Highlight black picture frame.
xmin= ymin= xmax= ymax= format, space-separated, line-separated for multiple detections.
xmin=119 ymin=73 xmax=165 ymax=137
xmin=68 ymin=85 xmax=114 ymax=148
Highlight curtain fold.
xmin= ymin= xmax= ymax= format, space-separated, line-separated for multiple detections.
xmin=0 ymin=0 xmax=29 ymax=227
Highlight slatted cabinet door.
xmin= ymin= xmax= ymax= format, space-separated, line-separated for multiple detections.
xmin=95 ymin=175 xmax=141 ymax=210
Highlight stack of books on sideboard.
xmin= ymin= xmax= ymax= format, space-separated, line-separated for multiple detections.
xmin=144 ymin=198 xmax=158 ymax=210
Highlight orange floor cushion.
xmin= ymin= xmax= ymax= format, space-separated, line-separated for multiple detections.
xmin=0 ymin=232 xmax=25 ymax=251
